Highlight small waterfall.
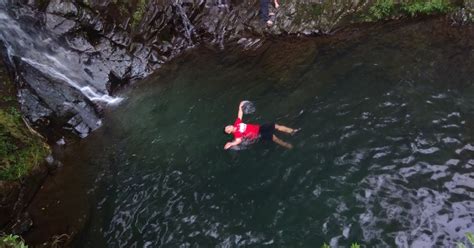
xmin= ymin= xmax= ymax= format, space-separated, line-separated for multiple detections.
xmin=21 ymin=58 xmax=122 ymax=105
xmin=0 ymin=7 xmax=122 ymax=105
xmin=174 ymin=0 xmax=197 ymax=44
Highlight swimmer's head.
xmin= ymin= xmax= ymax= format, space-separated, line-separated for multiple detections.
xmin=224 ymin=125 xmax=234 ymax=134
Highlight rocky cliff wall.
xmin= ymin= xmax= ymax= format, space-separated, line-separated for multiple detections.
xmin=2 ymin=0 xmax=472 ymax=138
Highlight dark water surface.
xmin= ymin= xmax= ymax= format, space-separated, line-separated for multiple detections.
xmin=35 ymin=19 xmax=474 ymax=247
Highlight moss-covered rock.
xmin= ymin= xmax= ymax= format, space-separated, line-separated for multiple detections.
xmin=0 ymin=61 xmax=49 ymax=181
xmin=0 ymin=58 xmax=50 ymax=240
xmin=0 ymin=110 xmax=49 ymax=181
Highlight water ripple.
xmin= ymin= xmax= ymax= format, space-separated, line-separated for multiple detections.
xmin=70 ymin=24 xmax=474 ymax=247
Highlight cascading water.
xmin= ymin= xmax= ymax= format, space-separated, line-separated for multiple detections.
xmin=0 ymin=7 xmax=122 ymax=104
xmin=0 ymin=2 xmax=122 ymax=136
xmin=174 ymin=0 xmax=198 ymax=45
xmin=19 ymin=57 xmax=121 ymax=104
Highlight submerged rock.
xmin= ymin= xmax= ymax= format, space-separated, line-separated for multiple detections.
xmin=10 ymin=212 xmax=33 ymax=235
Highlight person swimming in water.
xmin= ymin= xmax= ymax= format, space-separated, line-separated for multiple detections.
xmin=224 ymin=101 xmax=298 ymax=150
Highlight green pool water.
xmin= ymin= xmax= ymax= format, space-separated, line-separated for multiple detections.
xmin=37 ymin=19 xmax=474 ymax=247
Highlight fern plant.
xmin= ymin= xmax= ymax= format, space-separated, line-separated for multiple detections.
xmin=0 ymin=234 xmax=28 ymax=248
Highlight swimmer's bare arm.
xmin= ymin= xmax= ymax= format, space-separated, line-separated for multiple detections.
xmin=237 ymin=101 xmax=244 ymax=120
xmin=274 ymin=0 xmax=279 ymax=8
xmin=224 ymin=138 xmax=242 ymax=150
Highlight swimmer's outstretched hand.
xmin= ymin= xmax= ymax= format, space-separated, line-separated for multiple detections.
xmin=291 ymin=128 xmax=301 ymax=135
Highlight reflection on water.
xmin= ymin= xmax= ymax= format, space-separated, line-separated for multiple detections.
xmin=45 ymin=19 xmax=474 ymax=247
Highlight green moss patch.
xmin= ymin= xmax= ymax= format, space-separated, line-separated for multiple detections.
xmin=368 ymin=0 xmax=396 ymax=20
xmin=0 ymin=234 xmax=28 ymax=248
xmin=402 ymin=0 xmax=453 ymax=16
xmin=0 ymin=61 xmax=49 ymax=182
xmin=0 ymin=108 xmax=49 ymax=181
xmin=365 ymin=0 xmax=453 ymax=21
xmin=132 ymin=0 xmax=147 ymax=29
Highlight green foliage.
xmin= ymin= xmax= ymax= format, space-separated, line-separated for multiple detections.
xmin=365 ymin=0 xmax=453 ymax=21
xmin=321 ymin=243 xmax=331 ymax=248
xmin=402 ymin=0 xmax=452 ymax=16
xmin=369 ymin=0 xmax=395 ymax=19
xmin=309 ymin=3 xmax=324 ymax=16
xmin=0 ymin=234 xmax=28 ymax=248
xmin=351 ymin=242 xmax=361 ymax=248
xmin=0 ymin=54 xmax=48 ymax=182
xmin=1 ymin=95 xmax=14 ymax=102
xmin=457 ymin=232 xmax=474 ymax=248
xmin=132 ymin=0 xmax=147 ymax=28
xmin=0 ymin=109 xmax=49 ymax=181
xmin=467 ymin=232 xmax=474 ymax=245
xmin=321 ymin=243 xmax=361 ymax=248
xmin=458 ymin=243 xmax=467 ymax=248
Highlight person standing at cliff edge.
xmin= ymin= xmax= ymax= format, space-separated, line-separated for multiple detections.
xmin=224 ymin=101 xmax=299 ymax=150
xmin=260 ymin=0 xmax=280 ymax=26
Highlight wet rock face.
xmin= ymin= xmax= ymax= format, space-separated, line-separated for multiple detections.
xmin=12 ymin=0 xmax=374 ymax=83
xmin=15 ymin=59 xmax=101 ymax=137
xmin=1 ymin=0 xmax=471 ymax=138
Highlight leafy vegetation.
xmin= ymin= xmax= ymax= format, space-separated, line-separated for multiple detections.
xmin=351 ymin=243 xmax=361 ymax=248
xmin=0 ymin=62 xmax=49 ymax=181
xmin=132 ymin=0 xmax=147 ymax=28
xmin=402 ymin=0 xmax=452 ymax=16
xmin=368 ymin=0 xmax=396 ymax=20
xmin=0 ymin=108 xmax=49 ymax=181
xmin=468 ymin=233 xmax=474 ymax=244
xmin=366 ymin=0 xmax=453 ymax=21
xmin=457 ymin=232 xmax=474 ymax=248
xmin=0 ymin=234 xmax=28 ymax=248
xmin=321 ymin=242 xmax=361 ymax=248
xmin=107 ymin=0 xmax=147 ymax=29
